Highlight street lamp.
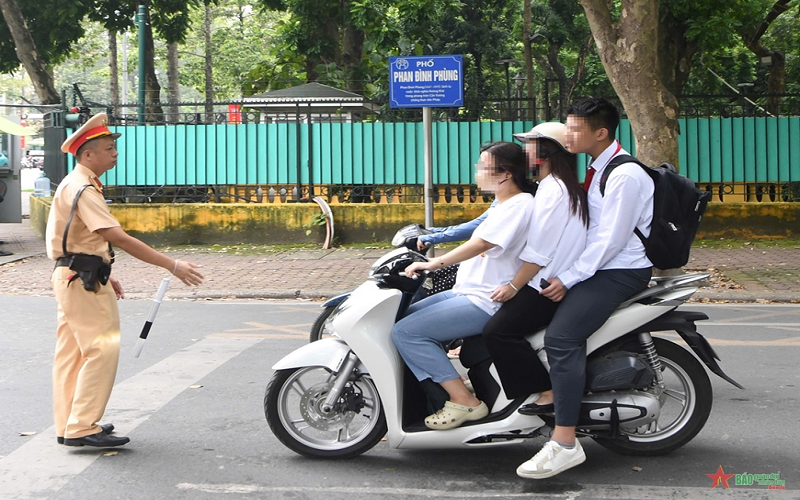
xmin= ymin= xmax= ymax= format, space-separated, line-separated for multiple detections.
xmin=495 ymin=59 xmax=517 ymax=101
xmin=495 ymin=59 xmax=517 ymax=120
xmin=512 ymin=72 xmax=526 ymax=95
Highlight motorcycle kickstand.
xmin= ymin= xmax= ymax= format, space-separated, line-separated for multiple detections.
xmin=321 ymin=352 xmax=359 ymax=413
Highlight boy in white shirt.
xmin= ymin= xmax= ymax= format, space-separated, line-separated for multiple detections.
xmin=516 ymin=97 xmax=654 ymax=479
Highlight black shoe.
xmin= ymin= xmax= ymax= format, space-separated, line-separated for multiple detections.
xmin=57 ymin=423 xmax=115 ymax=445
xmin=63 ymin=431 xmax=129 ymax=447
xmin=518 ymin=402 xmax=554 ymax=415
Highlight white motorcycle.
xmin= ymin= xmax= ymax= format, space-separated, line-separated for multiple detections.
xmin=265 ymin=248 xmax=742 ymax=459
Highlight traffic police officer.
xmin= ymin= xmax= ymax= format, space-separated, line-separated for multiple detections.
xmin=46 ymin=113 xmax=204 ymax=447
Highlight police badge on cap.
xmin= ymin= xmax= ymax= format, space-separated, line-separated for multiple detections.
xmin=61 ymin=112 xmax=122 ymax=156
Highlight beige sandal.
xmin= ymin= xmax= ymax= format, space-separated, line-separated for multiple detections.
xmin=425 ymin=401 xmax=489 ymax=430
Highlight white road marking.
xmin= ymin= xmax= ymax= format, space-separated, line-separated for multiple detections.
xmin=701 ymin=322 xmax=800 ymax=326
xmin=175 ymin=482 xmax=793 ymax=499
xmin=0 ymin=336 xmax=261 ymax=500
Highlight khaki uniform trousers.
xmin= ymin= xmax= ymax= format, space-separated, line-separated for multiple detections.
xmin=52 ymin=266 xmax=121 ymax=439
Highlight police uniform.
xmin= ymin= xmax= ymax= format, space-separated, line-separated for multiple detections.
xmin=45 ymin=114 xmax=122 ymax=442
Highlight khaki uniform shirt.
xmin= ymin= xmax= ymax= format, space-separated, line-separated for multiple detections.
xmin=46 ymin=164 xmax=120 ymax=263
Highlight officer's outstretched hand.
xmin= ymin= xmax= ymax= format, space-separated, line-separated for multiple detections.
xmin=110 ymin=276 xmax=125 ymax=300
xmin=172 ymin=260 xmax=204 ymax=286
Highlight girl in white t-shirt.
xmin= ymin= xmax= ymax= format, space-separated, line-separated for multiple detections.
xmin=392 ymin=141 xmax=536 ymax=430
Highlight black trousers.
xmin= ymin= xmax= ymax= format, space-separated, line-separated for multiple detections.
xmin=546 ymin=267 xmax=652 ymax=426
xmin=482 ymin=285 xmax=560 ymax=399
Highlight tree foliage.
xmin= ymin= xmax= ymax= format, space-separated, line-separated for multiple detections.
xmin=0 ymin=0 xmax=91 ymax=74
xmin=2 ymin=0 xmax=798 ymax=117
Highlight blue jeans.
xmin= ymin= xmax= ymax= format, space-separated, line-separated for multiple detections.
xmin=392 ymin=291 xmax=492 ymax=384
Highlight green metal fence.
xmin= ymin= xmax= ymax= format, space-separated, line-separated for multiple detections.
xmin=70 ymin=117 xmax=799 ymax=188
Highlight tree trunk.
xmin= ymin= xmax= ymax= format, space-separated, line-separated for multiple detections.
xmin=564 ymin=36 xmax=594 ymax=110
xmin=534 ymin=53 xmax=557 ymax=121
xmin=579 ymin=0 xmax=680 ymax=168
xmin=764 ymin=52 xmax=785 ymax=115
xmin=523 ymin=0 xmax=535 ymax=120
xmin=341 ymin=0 xmax=365 ymax=94
xmin=547 ymin=41 xmax=566 ymax=120
xmin=341 ymin=27 xmax=365 ymax=94
xmin=167 ymin=41 xmax=180 ymax=124
xmin=204 ymin=2 xmax=214 ymax=122
xmin=657 ymin=6 xmax=697 ymax=99
xmin=142 ymin=1 xmax=163 ymax=122
xmin=109 ymin=29 xmax=119 ymax=106
xmin=0 ymin=0 xmax=60 ymax=104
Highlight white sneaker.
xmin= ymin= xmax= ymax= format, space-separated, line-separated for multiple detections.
xmin=516 ymin=439 xmax=586 ymax=479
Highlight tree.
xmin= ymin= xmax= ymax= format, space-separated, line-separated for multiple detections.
xmin=738 ymin=0 xmax=796 ymax=114
xmin=0 ymin=0 xmax=59 ymax=103
xmin=427 ymin=0 xmax=522 ymax=118
xmin=0 ymin=0 xmax=91 ymax=104
xmin=255 ymin=0 xmax=467 ymax=95
xmin=530 ymin=0 xmax=595 ymax=119
xmin=579 ymin=0 xmax=680 ymax=167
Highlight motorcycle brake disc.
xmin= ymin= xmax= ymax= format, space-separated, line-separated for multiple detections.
xmin=299 ymin=382 xmax=356 ymax=431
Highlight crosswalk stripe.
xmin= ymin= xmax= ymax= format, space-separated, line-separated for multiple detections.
xmin=0 ymin=336 xmax=261 ymax=500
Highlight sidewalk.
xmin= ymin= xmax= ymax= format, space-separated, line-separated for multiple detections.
xmin=2 ymin=219 xmax=800 ymax=302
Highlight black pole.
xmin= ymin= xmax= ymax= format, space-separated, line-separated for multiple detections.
xmin=504 ymin=63 xmax=511 ymax=120
xmin=307 ymin=102 xmax=314 ymax=198
xmin=545 ymin=80 xmax=551 ymax=122
xmin=294 ymin=103 xmax=302 ymax=201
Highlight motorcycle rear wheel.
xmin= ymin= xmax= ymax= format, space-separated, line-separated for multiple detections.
xmin=591 ymin=337 xmax=712 ymax=456
xmin=309 ymin=306 xmax=337 ymax=342
xmin=265 ymin=366 xmax=387 ymax=459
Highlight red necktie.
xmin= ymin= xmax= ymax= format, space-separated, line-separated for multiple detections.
xmin=583 ymin=167 xmax=595 ymax=192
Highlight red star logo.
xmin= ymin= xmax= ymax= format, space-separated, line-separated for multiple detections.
xmin=706 ymin=465 xmax=736 ymax=489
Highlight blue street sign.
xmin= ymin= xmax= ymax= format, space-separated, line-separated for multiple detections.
xmin=389 ymin=55 xmax=464 ymax=108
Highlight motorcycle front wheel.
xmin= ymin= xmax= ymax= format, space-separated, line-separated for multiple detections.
xmin=309 ymin=306 xmax=337 ymax=342
xmin=591 ymin=337 xmax=712 ymax=456
xmin=264 ymin=366 xmax=387 ymax=459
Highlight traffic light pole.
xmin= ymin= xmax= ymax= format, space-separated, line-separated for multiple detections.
xmin=138 ymin=5 xmax=146 ymax=125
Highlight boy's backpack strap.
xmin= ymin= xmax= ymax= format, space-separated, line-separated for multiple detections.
xmin=598 ymin=154 xmax=648 ymax=246
xmin=598 ymin=154 xmax=643 ymax=196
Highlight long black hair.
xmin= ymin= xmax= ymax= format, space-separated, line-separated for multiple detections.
xmin=536 ymin=139 xmax=589 ymax=227
xmin=479 ymin=141 xmax=537 ymax=196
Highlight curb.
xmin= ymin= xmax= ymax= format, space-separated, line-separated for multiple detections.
xmin=157 ymin=289 xmax=800 ymax=303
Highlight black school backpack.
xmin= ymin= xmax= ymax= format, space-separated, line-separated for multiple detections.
xmin=600 ymin=154 xmax=712 ymax=270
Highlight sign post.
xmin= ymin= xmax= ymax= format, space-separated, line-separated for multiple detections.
xmin=389 ymin=55 xmax=463 ymax=255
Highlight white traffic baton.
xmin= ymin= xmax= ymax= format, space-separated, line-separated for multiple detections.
xmin=133 ymin=277 xmax=170 ymax=358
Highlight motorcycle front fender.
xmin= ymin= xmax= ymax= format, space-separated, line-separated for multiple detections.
xmin=271 ymin=337 xmax=368 ymax=374
xmin=322 ymin=293 xmax=350 ymax=308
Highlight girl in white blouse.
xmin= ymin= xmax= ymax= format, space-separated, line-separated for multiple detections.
xmin=481 ymin=122 xmax=589 ymax=410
